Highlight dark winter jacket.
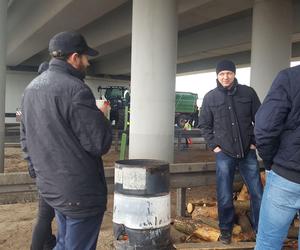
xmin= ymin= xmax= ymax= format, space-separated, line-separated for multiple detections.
xmin=199 ymin=79 xmax=261 ymax=158
xmin=20 ymin=58 xmax=112 ymax=218
xmin=255 ymin=65 xmax=300 ymax=184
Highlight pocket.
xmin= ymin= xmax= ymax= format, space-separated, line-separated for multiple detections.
xmin=210 ymin=101 xmax=227 ymax=120
xmin=235 ymin=97 xmax=252 ymax=117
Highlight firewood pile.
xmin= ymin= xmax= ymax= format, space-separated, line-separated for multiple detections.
xmin=173 ymin=172 xmax=299 ymax=248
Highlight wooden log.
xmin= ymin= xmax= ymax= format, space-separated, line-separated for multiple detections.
xmin=174 ymin=218 xmax=198 ymax=235
xmin=233 ymin=182 xmax=244 ymax=192
xmin=260 ymin=171 xmax=266 ymax=187
xmin=187 ymin=201 xmax=217 ymax=214
xmin=288 ymin=226 xmax=299 ymax=239
xmin=193 ymin=215 xmax=241 ymax=236
xmin=237 ymin=184 xmax=249 ymax=201
xmin=293 ymin=218 xmax=299 ymax=227
xmin=193 ymin=227 xmax=220 ymax=242
xmin=234 ymin=200 xmax=250 ymax=215
xmin=237 ymin=214 xmax=253 ymax=233
xmin=191 ymin=200 xmax=250 ymax=221
xmin=192 ymin=206 xmax=218 ymax=220
xmin=174 ymin=218 xmax=220 ymax=242
xmin=232 ymin=232 xmax=255 ymax=242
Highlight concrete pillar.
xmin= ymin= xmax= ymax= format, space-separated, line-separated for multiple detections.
xmin=129 ymin=0 xmax=177 ymax=162
xmin=0 ymin=0 xmax=8 ymax=173
xmin=250 ymin=0 xmax=292 ymax=101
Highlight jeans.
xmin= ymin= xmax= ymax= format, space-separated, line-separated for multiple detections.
xmin=54 ymin=210 xmax=104 ymax=250
xmin=31 ymin=195 xmax=56 ymax=250
xmin=255 ymin=170 xmax=300 ymax=250
xmin=216 ymin=149 xmax=263 ymax=232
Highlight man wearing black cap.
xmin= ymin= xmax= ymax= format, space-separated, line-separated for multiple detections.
xmin=199 ymin=60 xmax=263 ymax=244
xmin=20 ymin=31 xmax=112 ymax=250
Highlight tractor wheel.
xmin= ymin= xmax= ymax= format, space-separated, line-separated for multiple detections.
xmin=117 ymin=109 xmax=125 ymax=129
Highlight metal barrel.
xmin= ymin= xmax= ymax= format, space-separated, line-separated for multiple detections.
xmin=113 ymin=159 xmax=171 ymax=250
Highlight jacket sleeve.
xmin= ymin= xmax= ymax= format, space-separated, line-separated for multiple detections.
xmin=20 ymin=108 xmax=36 ymax=178
xmin=199 ymin=95 xmax=217 ymax=150
xmin=70 ymin=85 xmax=112 ymax=157
xmin=249 ymin=87 xmax=261 ymax=145
xmin=254 ymin=71 xmax=291 ymax=170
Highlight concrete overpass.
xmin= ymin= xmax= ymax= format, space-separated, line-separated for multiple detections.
xmin=0 ymin=0 xmax=298 ymax=171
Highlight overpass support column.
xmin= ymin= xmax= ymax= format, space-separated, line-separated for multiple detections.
xmin=129 ymin=0 xmax=177 ymax=162
xmin=0 ymin=0 xmax=8 ymax=173
xmin=250 ymin=0 xmax=292 ymax=101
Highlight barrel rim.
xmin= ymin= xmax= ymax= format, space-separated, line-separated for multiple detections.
xmin=115 ymin=159 xmax=169 ymax=167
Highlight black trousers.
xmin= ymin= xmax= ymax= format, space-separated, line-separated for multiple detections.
xmin=31 ymin=195 xmax=56 ymax=250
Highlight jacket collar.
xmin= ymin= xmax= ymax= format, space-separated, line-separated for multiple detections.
xmin=216 ymin=78 xmax=238 ymax=96
xmin=49 ymin=58 xmax=85 ymax=81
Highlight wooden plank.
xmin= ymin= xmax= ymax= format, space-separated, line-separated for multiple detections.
xmin=174 ymin=241 xmax=255 ymax=250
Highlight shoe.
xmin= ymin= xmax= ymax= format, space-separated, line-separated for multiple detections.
xmin=219 ymin=230 xmax=232 ymax=244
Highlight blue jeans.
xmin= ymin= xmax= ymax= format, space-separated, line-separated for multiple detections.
xmin=255 ymin=170 xmax=300 ymax=250
xmin=54 ymin=210 xmax=104 ymax=250
xmin=216 ymin=149 xmax=263 ymax=232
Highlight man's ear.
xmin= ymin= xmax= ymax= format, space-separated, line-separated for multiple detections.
xmin=67 ymin=53 xmax=80 ymax=68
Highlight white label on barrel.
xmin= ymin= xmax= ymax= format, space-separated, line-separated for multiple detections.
xmin=122 ymin=167 xmax=146 ymax=190
xmin=113 ymin=193 xmax=171 ymax=229
xmin=114 ymin=168 xmax=122 ymax=184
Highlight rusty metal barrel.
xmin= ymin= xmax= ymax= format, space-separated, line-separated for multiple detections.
xmin=113 ymin=159 xmax=171 ymax=250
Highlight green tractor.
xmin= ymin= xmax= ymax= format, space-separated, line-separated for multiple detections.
xmin=97 ymin=86 xmax=130 ymax=129
xmin=98 ymin=86 xmax=198 ymax=129
xmin=175 ymin=92 xmax=199 ymax=128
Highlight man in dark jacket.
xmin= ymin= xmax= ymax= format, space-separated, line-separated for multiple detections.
xmin=26 ymin=61 xmax=56 ymax=250
xmin=199 ymin=60 xmax=263 ymax=244
xmin=20 ymin=31 xmax=112 ymax=250
xmin=254 ymin=65 xmax=300 ymax=250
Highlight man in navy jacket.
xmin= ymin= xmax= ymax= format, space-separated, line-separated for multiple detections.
xmin=21 ymin=31 xmax=112 ymax=250
xmin=255 ymin=65 xmax=300 ymax=250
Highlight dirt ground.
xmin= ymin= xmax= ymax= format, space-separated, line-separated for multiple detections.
xmin=1 ymin=143 xmax=216 ymax=250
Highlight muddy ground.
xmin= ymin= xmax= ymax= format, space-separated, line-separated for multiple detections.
xmin=1 ymin=143 xmax=216 ymax=250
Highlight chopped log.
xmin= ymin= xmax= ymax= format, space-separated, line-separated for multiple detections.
xmin=174 ymin=218 xmax=220 ymax=242
xmin=192 ymin=206 xmax=218 ymax=220
xmin=288 ymin=226 xmax=299 ymax=239
xmin=233 ymin=182 xmax=244 ymax=192
xmin=174 ymin=218 xmax=198 ymax=235
xmin=193 ymin=215 xmax=241 ymax=236
xmin=193 ymin=227 xmax=220 ymax=242
xmin=187 ymin=200 xmax=217 ymax=214
xmin=293 ymin=218 xmax=299 ymax=227
xmin=237 ymin=214 xmax=253 ymax=233
xmin=232 ymin=231 xmax=255 ymax=242
xmin=191 ymin=201 xmax=249 ymax=220
xmin=283 ymin=239 xmax=298 ymax=249
xmin=234 ymin=200 xmax=250 ymax=215
xmin=260 ymin=171 xmax=266 ymax=186
xmin=237 ymin=184 xmax=249 ymax=201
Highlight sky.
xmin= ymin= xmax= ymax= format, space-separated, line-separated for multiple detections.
xmin=176 ymin=61 xmax=300 ymax=107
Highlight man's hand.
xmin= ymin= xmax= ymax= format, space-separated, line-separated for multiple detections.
xmin=250 ymin=144 xmax=256 ymax=150
xmin=213 ymin=146 xmax=222 ymax=153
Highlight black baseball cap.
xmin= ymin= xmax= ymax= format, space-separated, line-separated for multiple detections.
xmin=49 ymin=31 xmax=99 ymax=57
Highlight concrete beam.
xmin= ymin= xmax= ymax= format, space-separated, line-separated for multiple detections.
xmin=0 ymin=0 xmax=8 ymax=173
xmin=7 ymin=0 xmax=127 ymax=66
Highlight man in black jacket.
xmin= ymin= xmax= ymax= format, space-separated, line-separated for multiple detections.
xmin=254 ymin=65 xmax=300 ymax=250
xmin=199 ymin=60 xmax=263 ymax=244
xmin=20 ymin=31 xmax=112 ymax=250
